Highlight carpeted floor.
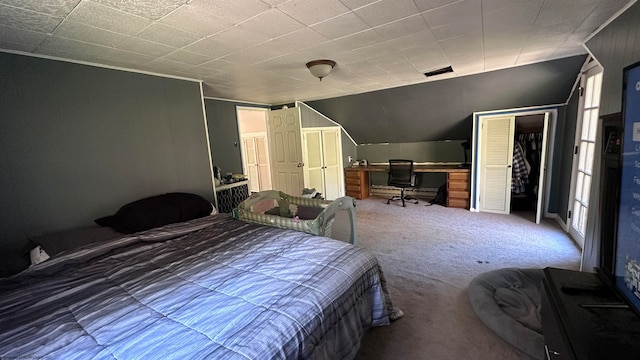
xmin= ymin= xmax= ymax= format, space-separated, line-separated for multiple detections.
xmin=331 ymin=196 xmax=581 ymax=360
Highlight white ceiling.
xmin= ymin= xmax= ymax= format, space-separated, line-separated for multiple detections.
xmin=0 ymin=0 xmax=633 ymax=104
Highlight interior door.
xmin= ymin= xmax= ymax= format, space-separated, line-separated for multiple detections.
xmin=479 ymin=115 xmax=515 ymax=214
xmin=535 ymin=113 xmax=550 ymax=224
xmin=268 ymin=107 xmax=304 ymax=196
xmin=568 ymin=65 xmax=603 ymax=247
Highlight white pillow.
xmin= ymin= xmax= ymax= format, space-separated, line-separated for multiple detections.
xmin=29 ymin=246 xmax=50 ymax=266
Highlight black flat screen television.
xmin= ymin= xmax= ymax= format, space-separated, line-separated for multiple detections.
xmin=614 ymin=60 xmax=640 ymax=314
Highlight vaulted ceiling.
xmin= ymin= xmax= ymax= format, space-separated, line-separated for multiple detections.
xmin=0 ymin=0 xmax=632 ymax=104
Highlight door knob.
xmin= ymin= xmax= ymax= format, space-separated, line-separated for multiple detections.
xmin=297 ymin=163 xmax=304 ymax=167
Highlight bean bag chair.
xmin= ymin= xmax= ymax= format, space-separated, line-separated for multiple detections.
xmin=468 ymin=268 xmax=545 ymax=360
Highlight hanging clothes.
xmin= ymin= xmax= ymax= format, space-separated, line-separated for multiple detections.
xmin=517 ymin=133 xmax=543 ymax=196
xmin=512 ymin=141 xmax=529 ymax=193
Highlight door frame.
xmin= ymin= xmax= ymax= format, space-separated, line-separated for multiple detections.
xmin=471 ymin=106 xmax=559 ymax=222
xmin=567 ymin=62 xmax=604 ymax=247
xmin=236 ymin=106 xmax=270 ymax=192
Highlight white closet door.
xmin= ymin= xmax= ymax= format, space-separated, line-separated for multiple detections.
xmin=302 ymin=128 xmax=344 ymax=200
xmin=242 ymin=134 xmax=271 ymax=193
xmin=479 ymin=115 xmax=515 ymax=214
xmin=303 ymin=130 xmax=324 ymax=194
xmin=255 ymin=136 xmax=272 ymax=191
xmin=535 ymin=114 xmax=550 ymax=224
xmin=243 ymin=136 xmax=260 ymax=193
xmin=321 ymin=128 xmax=342 ymax=200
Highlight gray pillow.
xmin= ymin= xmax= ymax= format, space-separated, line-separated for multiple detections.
xmin=30 ymin=227 xmax=122 ymax=257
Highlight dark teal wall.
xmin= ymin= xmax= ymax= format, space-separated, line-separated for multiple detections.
xmin=548 ymin=87 xmax=580 ymax=222
xmin=0 ymin=52 xmax=212 ymax=276
xmin=307 ymin=56 xmax=585 ymax=145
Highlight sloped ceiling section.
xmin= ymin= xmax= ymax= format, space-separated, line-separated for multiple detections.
xmin=307 ymin=55 xmax=586 ymax=144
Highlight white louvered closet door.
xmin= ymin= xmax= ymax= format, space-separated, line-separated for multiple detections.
xmin=302 ymin=128 xmax=343 ymax=200
xmin=479 ymin=116 xmax=515 ymax=214
xmin=320 ymin=128 xmax=342 ymax=200
xmin=255 ymin=136 xmax=272 ymax=191
xmin=303 ymin=130 xmax=324 ymax=194
xmin=242 ymin=134 xmax=271 ymax=193
xmin=243 ymin=136 xmax=260 ymax=193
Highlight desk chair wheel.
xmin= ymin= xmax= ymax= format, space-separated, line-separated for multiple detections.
xmin=387 ymin=195 xmax=419 ymax=207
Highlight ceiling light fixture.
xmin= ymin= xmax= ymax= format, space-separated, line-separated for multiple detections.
xmin=306 ymin=59 xmax=336 ymax=81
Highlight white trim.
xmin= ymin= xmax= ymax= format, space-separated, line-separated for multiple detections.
xmin=584 ymin=0 xmax=638 ymax=43
xmin=204 ymin=96 xmax=271 ymax=106
xmin=564 ymin=55 xmax=595 ymax=105
xmin=471 ymin=106 xmax=558 ymax=218
xmin=473 ymin=103 xmax=565 ymax=116
xmin=296 ymin=101 xmax=358 ymax=146
xmin=0 ymin=48 xmax=202 ymax=83
xmin=566 ymin=65 xmax=603 ymax=248
xmin=199 ymin=82 xmax=218 ymax=210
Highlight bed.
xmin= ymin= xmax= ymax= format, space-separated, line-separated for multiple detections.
xmin=0 ymin=193 xmax=402 ymax=359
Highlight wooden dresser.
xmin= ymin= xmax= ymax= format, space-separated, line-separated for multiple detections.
xmin=446 ymin=172 xmax=470 ymax=209
xmin=345 ymin=168 xmax=370 ymax=199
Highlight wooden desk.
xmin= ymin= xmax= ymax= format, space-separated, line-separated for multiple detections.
xmin=344 ymin=165 xmax=470 ymax=209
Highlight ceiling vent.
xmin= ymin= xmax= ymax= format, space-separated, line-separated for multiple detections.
xmin=424 ymin=66 xmax=453 ymax=77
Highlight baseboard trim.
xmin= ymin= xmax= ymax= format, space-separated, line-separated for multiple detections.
xmin=553 ymin=213 xmax=569 ymax=232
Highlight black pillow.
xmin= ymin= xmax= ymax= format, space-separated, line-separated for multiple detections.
xmin=96 ymin=192 xmax=212 ymax=233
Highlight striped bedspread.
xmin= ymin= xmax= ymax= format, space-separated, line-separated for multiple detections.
xmin=0 ymin=214 xmax=397 ymax=359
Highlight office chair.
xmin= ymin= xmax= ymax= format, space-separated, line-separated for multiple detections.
xmin=386 ymin=159 xmax=419 ymax=207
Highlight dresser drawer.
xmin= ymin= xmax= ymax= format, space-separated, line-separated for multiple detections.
xmin=345 ymin=169 xmax=369 ymax=199
xmin=446 ymin=171 xmax=470 ymax=209
xmin=346 ymin=184 xmax=362 ymax=192
xmin=448 ymin=180 xmax=469 ymax=191
xmin=448 ymin=190 xmax=469 ymax=199
xmin=346 ymin=177 xmax=361 ymax=185
xmin=345 ymin=170 xmax=361 ymax=179
xmin=447 ymin=198 xmax=469 ymax=209
xmin=448 ymin=172 xmax=469 ymax=181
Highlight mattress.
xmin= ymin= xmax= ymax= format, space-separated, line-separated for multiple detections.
xmin=0 ymin=214 xmax=399 ymax=359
